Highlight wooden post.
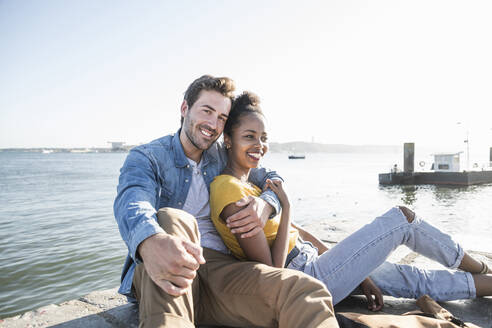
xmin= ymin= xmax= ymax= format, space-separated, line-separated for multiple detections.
xmin=490 ymin=147 xmax=492 ymax=163
xmin=404 ymin=143 xmax=415 ymax=173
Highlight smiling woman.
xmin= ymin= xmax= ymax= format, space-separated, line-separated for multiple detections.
xmin=209 ymin=90 xmax=492 ymax=311
xmin=210 ymin=91 xmax=296 ymax=268
xmin=222 ymin=92 xmax=269 ymax=175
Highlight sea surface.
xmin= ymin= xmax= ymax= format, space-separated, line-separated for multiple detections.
xmin=1 ymin=151 xmax=491 ymax=318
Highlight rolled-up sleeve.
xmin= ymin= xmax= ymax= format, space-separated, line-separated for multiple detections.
xmin=114 ymin=147 xmax=165 ymax=263
xmin=249 ymin=166 xmax=283 ymax=216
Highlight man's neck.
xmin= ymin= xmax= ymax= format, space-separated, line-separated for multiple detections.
xmin=179 ymin=130 xmax=203 ymax=163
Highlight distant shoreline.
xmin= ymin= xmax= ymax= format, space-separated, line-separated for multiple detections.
xmin=0 ymin=148 xmax=128 ymax=153
xmin=0 ymin=142 xmax=401 ymax=154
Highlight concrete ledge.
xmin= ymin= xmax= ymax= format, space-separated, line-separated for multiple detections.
xmin=335 ymin=250 xmax=492 ymax=327
xmin=0 ymin=289 xmax=139 ymax=328
xmin=2 ymin=251 xmax=491 ymax=328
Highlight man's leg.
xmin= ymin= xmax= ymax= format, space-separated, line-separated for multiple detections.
xmin=133 ymin=208 xmax=200 ymax=328
xmin=196 ymin=248 xmax=338 ymax=328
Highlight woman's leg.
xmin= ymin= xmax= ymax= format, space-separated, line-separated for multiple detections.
xmin=473 ymin=274 xmax=492 ymax=296
xmin=295 ymin=206 xmax=474 ymax=304
xmin=459 ymin=253 xmax=492 ymax=274
xmin=368 ymin=261 xmax=475 ymax=301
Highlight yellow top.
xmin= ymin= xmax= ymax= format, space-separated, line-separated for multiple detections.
xmin=210 ymin=174 xmax=298 ymax=260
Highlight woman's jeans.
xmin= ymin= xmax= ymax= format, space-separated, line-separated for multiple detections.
xmin=287 ymin=207 xmax=476 ymax=304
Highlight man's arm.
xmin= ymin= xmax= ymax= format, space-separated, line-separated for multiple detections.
xmin=114 ymin=147 xmax=204 ymax=296
xmin=249 ymin=166 xmax=283 ymax=215
xmin=114 ymin=147 xmax=164 ymax=262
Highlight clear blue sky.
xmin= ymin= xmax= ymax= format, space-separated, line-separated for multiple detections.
xmin=1 ymin=1 xmax=491 ymax=159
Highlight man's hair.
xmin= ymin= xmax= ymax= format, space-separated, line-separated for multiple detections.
xmin=224 ymin=91 xmax=264 ymax=136
xmin=181 ymin=75 xmax=236 ymax=125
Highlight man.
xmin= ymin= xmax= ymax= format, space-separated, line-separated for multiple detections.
xmin=114 ymin=75 xmax=338 ymax=327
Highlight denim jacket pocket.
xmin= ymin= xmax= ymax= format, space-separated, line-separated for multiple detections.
xmin=159 ymin=169 xmax=176 ymax=200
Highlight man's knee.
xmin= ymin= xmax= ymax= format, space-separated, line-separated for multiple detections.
xmin=398 ymin=206 xmax=415 ymax=223
xmin=278 ymin=269 xmax=332 ymax=298
xmin=156 ymin=207 xmax=199 ymax=240
xmin=157 ymin=207 xmax=196 ymax=227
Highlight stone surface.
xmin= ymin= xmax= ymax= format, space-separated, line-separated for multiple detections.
xmin=0 ymin=290 xmax=138 ymax=328
xmin=335 ymin=250 xmax=492 ymax=327
xmin=1 ymin=250 xmax=491 ymax=327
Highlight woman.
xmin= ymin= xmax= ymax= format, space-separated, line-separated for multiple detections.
xmin=210 ymin=91 xmax=492 ymax=310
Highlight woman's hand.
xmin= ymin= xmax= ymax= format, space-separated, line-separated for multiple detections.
xmin=265 ymin=179 xmax=290 ymax=208
xmin=360 ymin=277 xmax=384 ymax=311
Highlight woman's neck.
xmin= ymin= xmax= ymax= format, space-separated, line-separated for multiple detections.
xmin=223 ymin=161 xmax=250 ymax=182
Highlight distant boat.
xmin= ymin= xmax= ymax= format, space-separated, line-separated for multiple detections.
xmin=42 ymin=149 xmax=53 ymax=154
xmin=288 ymin=154 xmax=305 ymax=159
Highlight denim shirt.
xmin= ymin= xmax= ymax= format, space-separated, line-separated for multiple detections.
xmin=114 ymin=129 xmax=282 ymax=299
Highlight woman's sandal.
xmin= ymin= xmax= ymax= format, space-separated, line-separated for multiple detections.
xmin=479 ymin=260 xmax=489 ymax=274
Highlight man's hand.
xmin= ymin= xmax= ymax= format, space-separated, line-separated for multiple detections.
xmin=360 ymin=277 xmax=384 ymax=311
xmin=138 ymin=233 xmax=205 ymax=296
xmin=226 ymin=196 xmax=273 ymax=238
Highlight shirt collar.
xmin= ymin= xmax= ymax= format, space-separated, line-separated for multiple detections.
xmin=172 ymin=129 xmax=189 ymax=168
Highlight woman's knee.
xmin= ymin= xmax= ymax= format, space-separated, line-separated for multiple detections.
xmin=398 ymin=206 xmax=415 ymax=223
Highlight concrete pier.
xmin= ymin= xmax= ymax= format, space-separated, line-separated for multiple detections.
xmin=403 ymin=142 xmax=415 ymax=173
xmin=379 ymin=170 xmax=492 ymax=186
xmin=2 ymin=226 xmax=491 ymax=327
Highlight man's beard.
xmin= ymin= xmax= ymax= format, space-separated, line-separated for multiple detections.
xmin=183 ymin=119 xmax=217 ymax=151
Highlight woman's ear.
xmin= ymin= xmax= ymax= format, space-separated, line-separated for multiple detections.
xmin=224 ymin=134 xmax=232 ymax=149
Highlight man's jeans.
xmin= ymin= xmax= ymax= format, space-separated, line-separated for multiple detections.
xmin=287 ymin=207 xmax=476 ymax=304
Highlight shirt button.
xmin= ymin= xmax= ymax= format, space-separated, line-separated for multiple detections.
xmin=203 ymin=171 xmax=207 ymax=176
xmin=186 ymin=165 xmax=190 ymax=168
xmin=178 ymin=201 xmax=182 ymax=206
xmin=185 ymin=178 xmax=189 ymax=183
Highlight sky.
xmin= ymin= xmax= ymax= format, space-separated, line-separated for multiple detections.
xmin=1 ymin=1 xmax=492 ymax=160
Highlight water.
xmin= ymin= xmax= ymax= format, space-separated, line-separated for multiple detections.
xmin=1 ymin=151 xmax=491 ymax=318
xmin=0 ymin=152 xmax=127 ymax=318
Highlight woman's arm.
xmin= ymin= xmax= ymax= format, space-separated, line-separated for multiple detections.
xmin=219 ymin=179 xmax=291 ymax=268
xmin=263 ymin=179 xmax=291 ymax=267
xmin=291 ymin=223 xmax=329 ymax=255
xmin=269 ymin=202 xmax=291 ymax=267
xmin=220 ymin=202 xmax=274 ymax=266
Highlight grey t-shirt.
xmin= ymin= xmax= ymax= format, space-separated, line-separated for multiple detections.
xmin=182 ymin=158 xmax=229 ymax=254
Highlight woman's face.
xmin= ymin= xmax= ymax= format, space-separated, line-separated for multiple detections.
xmin=225 ymin=112 xmax=269 ymax=170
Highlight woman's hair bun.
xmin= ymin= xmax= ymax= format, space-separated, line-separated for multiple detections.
xmin=234 ymin=91 xmax=260 ymax=109
xmin=224 ymin=90 xmax=264 ymax=136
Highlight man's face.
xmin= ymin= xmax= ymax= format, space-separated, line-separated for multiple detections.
xmin=181 ymin=90 xmax=231 ymax=153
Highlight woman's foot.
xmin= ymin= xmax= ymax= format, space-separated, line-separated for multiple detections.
xmin=459 ymin=253 xmax=491 ymax=274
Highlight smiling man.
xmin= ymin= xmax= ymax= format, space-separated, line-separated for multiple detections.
xmin=114 ymin=75 xmax=338 ymax=328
